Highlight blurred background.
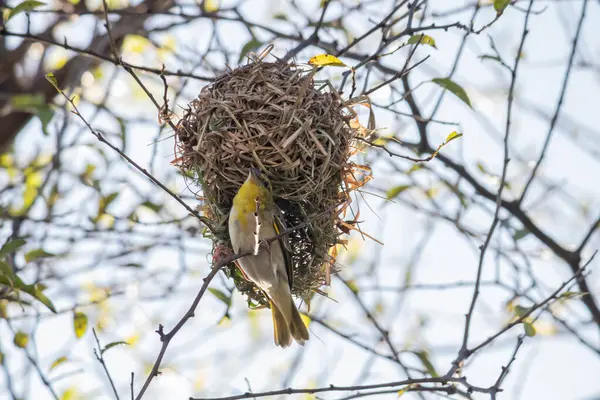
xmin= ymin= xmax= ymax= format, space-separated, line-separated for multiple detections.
xmin=1 ymin=0 xmax=599 ymax=399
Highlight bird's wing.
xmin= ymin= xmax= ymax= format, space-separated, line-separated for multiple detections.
xmin=273 ymin=208 xmax=294 ymax=289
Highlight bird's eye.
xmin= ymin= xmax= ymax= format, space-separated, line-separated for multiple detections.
xmin=258 ymin=176 xmax=271 ymax=189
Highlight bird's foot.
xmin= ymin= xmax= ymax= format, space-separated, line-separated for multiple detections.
xmin=212 ymin=243 xmax=233 ymax=265
xmin=257 ymin=239 xmax=272 ymax=254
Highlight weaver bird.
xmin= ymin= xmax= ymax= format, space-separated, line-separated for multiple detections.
xmin=228 ymin=169 xmax=309 ymax=347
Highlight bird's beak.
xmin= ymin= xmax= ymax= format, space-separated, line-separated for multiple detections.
xmin=248 ymin=168 xmax=261 ymax=181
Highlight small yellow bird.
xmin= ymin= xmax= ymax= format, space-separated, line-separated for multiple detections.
xmin=228 ymin=169 xmax=309 ymax=347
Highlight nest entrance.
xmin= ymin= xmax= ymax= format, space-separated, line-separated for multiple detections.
xmin=176 ymin=60 xmax=369 ymax=303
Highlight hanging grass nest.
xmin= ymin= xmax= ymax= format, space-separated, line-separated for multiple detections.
xmin=175 ymin=58 xmax=372 ymax=306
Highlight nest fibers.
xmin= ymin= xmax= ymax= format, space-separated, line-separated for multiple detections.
xmin=175 ymin=59 xmax=372 ymax=306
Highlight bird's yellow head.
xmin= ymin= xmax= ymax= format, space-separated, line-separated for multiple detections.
xmin=232 ymin=169 xmax=273 ymax=214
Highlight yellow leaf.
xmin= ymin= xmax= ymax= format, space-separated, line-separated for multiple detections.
xmin=50 ymin=54 xmax=68 ymax=70
xmin=194 ymin=372 xmax=205 ymax=390
xmin=445 ymin=131 xmax=463 ymax=143
xmin=0 ymin=154 xmax=14 ymax=167
xmin=248 ymin=311 xmax=262 ymax=341
xmin=45 ymin=72 xmax=59 ymax=89
xmin=308 ymin=54 xmax=346 ymax=67
xmin=425 ymin=186 xmax=440 ymax=199
xmin=13 ymin=331 xmax=29 ymax=348
xmin=346 ymin=279 xmax=359 ymax=293
xmin=218 ymin=314 xmax=231 ymax=326
xmin=0 ymin=300 xmax=7 ymax=318
xmin=60 ymin=387 xmax=79 ymax=400
xmin=123 ymin=35 xmax=150 ymax=54
xmin=397 ymin=389 xmax=407 ymax=397
xmin=126 ymin=334 xmax=140 ymax=346
xmin=300 ymin=313 xmax=311 ymax=328
xmin=407 ymin=34 xmax=437 ymax=48
xmin=50 ymin=356 xmax=68 ymax=371
xmin=202 ymin=0 xmax=219 ymax=12
xmin=97 ymin=213 xmax=115 ymax=229
xmin=73 ymin=311 xmax=88 ymax=339
xmin=533 ymin=320 xmax=557 ymax=336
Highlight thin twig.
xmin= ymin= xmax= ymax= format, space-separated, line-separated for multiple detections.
xmin=455 ymin=0 xmax=534 ymax=367
xmin=519 ymin=0 xmax=590 ymax=204
xmin=92 ymin=328 xmax=121 ymax=400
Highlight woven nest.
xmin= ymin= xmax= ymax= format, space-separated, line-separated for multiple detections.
xmin=175 ymin=59 xmax=371 ymax=306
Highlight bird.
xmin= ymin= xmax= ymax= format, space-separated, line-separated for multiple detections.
xmin=228 ymin=168 xmax=309 ymax=347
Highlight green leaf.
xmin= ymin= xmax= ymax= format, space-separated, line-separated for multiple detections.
xmin=24 ymin=248 xmax=54 ymax=263
xmin=523 ymin=321 xmax=536 ymax=337
xmin=81 ymin=164 xmax=96 ymax=185
xmin=17 ymin=282 xmax=56 ymax=312
xmin=6 ymin=0 xmax=45 ymax=21
xmin=208 ymin=288 xmax=231 ymax=306
xmin=432 ymin=78 xmax=472 ymax=108
xmin=406 ymin=164 xmax=422 ymax=174
xmin=346 ymin=279 xmax=360 ymax=294
xmin=514 ymin=305 xmax=530 ymax=318
xmin=513 ymin=229 xmax=530 ymax=241
xmin=101 ymin=341 xmax=129 ymax=354
xmin=559 ymin=291 xmax=586 ymax=300
xmin=407 ymin=34 xmax=437 ymax=49
xmin=238 ymin=39 xmax=262 ymax=63
xmin=0 ymin=261 xmax=17 ymax=287
xmin=140 ymin=201 xmax=162 ymax=213
xmin=0 ymin=351 xmax=4 ymax=364
xmin=386 ymin=185 xmax=411 ymax=200
xmin=0 ymin=238 xmax=26 ymax=258
xmin=37 ymin=108 xmax=54 ymax=136
xmin=31 ymin=284 xmax=57 ymax=313
xmin=100 ymin=192 xmax=119 ymax=212
xmin=123 ymin=263 xmax=142 ymax=268
xmin=415 ymin=350 xmax=438 ymax=377
xmin=479 ymin=54 xmax=502 ymax=63
xmin=73 ymin=311 xmax=88 ymax=339
xmin=49 ymin=356 xmax=68 ymax=371
xmin=10 ymin=93 xmax=45 ymax=109
xmin=13 ymin=331 xmax=29 ymax=348
xmin=45 ymin=72 xmax=59 ymax=89
xmin=494 ymin=0 xmax=511 ymax=15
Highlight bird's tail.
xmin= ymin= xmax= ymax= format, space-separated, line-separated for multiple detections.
xmin=269 ymin=283 xmax=309 ymax=347
xmin=271 ymin=302 xmax=292 ymax=347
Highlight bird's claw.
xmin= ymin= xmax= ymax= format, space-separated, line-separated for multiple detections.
xmin=212 ymin=244 xmax=233 ymax=265
xmin=258 ymin=239 xmax=271 ymax=252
